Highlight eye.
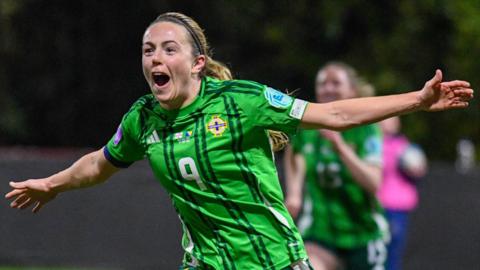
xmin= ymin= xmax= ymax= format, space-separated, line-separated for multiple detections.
xmin=143 ymin=47 xmax=154 ymax=56
xmin=165 ymin=46 xmax=177 ymax=55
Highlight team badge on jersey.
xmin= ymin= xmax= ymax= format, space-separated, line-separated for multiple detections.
xmin=206 ymin=115 xmax=228 ymax=137
xmin=264 ymin=87 xmax=293 ymax=108
xmin=175 ymin=130 xmax=193 ymax=143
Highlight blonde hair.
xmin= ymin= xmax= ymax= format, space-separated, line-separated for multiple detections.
xmin=151 ymin=12 xmax=232 ymax=80
xmin=319 ymin=61 xmax=375 ymax=97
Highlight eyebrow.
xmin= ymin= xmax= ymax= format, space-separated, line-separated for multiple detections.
xmin=142 ymin=40 xmax=179 ymax=47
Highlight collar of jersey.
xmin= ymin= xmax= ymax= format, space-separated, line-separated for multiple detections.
xmin=153 ymin=77 xmax=207 ymax=119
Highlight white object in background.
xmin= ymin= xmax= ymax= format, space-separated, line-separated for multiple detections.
xmin=398 ymin=144 xmax=428 ymax=181
xmin=456 ymin=139 xmax=476 ymax=174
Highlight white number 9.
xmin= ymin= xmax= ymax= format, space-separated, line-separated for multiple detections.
xmin=178 ymin=157 xmax=206 ymax=190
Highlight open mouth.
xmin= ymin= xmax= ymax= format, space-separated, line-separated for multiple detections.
xmin=153 ymin=73 xmax=170 ymax=87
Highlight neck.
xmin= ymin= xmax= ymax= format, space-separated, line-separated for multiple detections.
xmin=160 ymin=78 xmax=202 ymax=110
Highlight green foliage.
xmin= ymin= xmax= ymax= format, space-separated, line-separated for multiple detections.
xmin=0 ymin=0 xmax=478 ymax=160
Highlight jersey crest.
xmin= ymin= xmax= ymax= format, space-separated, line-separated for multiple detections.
xmin=264 ymin=87 xmax=293 ymax=108
xmin=206 ymin=115 xmax=228 ymax=137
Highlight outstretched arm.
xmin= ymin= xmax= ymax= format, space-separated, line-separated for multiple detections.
xmin=5 ymin=148 xmax=119 ymax=213
xmin=301 ymin=70 xmax=474 ymax=130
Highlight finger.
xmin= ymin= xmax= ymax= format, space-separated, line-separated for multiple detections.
xmin=452 ymin=102 xmax=469 ymax=108
xmin=18 ymin=198 xmax=34 ymax=210
xmin=462 ymin=93 xmax=474 ymax=101
xmin=449 ymin=99 xmax=469 ymax=108
xmin=9 ymin=181 xmax=30 ymax=189
xmin=453 ymin=90 xmax=474 ymax=102
xmin=442 ymin=80 xmax=471 ymax=88
xmin=428 ymin=69 xmax=443 ymax=85
xmin=5 ymin=188 xmax=27 ymax=199
xmin=453 ymin=88 xmax=474 ymax=96
xmin=32 ymin=201 xmax=45 ymax=213
xmin=11 ymin=194 xmax=28 ymax=208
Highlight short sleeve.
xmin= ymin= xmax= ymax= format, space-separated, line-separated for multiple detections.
xmin=104 ymin=104 xmax=146 ymax=168
xmin=361 ymin=124 xmax=383 ymax=165
xmin=246 ymin=86 xmax=309 ymax=137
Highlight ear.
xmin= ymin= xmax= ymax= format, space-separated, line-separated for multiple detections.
xmin=192 ymin=55 xmax=206 ymax=74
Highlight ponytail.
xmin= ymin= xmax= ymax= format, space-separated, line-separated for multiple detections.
xmin=268 ymin=130 xmax=290 ymax=152
xmin=204 ymin=56 xmax=232 ymax=80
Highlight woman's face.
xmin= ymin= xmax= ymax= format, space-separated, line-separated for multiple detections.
xmin=380 ymin=116 xmax=401 ymax=135
xmin=142 ymin=22 xmax=204 ymax=108
xmin=315 ymin=66 xmax=356 ymax=103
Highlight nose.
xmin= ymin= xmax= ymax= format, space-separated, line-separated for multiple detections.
xmin=322 ymin=82 xmax=337 ymax=93
xmin=151 ymin=50 xmax=163 ymax=65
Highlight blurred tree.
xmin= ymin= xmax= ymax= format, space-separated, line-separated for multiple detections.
xmin=0 ymin=0 xmax=28 ymax=143
xmin=0 ymin=0 xmax=478 ymax=160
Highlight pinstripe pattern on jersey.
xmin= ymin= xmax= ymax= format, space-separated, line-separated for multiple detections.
xmin=194 ymin=114 xmax=277 ymax=269
xmin=224 ymin=95 xmax=302 ymax=261
xmin=162 ymin=126 xmax=212 ymax=267
xmin=221 ymin=95 xmax=278 ymax=269
xmin=166 ymin=124 xmax=244 ymax=270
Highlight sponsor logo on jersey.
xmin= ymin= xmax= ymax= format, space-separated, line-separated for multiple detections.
xmin=175 ymin=130 xmax=193 ymax=143
xmin=207 ymin=115 xmax=228 ymax=137
xmin=264 ymin=87 xmax=293 ymax=108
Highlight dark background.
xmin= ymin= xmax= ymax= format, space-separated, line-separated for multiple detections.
xmin=0 ymin=0 xmax=478 ymax=160
xmin=1 ymin=1 xmax=479 ymax=269
xmin=1 ymin=151 xmax=479 ymax=269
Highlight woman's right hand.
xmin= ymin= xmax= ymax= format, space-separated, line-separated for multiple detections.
xmin=418 ymin=69 xmax=473 ymax=112
xmin=5 ymin=179 xmax=58 ymax=213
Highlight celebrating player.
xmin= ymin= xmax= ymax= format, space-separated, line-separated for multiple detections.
xmin=285 ymin=62 xmax=387 ymax=270
xmin=5 ymin=12 xmax=473 ymax=270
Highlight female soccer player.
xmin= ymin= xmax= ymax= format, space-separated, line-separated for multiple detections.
xmin=284 ymin=62 xmax=387 ymax=270
xmin=5 ymin=12 xmax=473 ymax=270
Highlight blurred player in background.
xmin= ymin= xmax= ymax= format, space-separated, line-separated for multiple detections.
xmin=5 ymin=12 xmax=473 ymax=270
xmin=377 ymin=116 xmax=427 ymax=270
xmin=285 ymin=62 xmax=388 ymax=270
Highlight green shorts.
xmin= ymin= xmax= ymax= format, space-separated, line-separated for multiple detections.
xmin=180 ymin=259 xmax=313 ymax=270
xmin=304 ymin=238 xmax=387 ymax=270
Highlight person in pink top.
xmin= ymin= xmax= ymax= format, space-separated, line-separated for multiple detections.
xmin=377 ymin=116 xmax=427 ymax=270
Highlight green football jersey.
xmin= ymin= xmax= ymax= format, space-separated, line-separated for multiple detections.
xmin=292 ymin=125 xmax=386 ymax=249
xmin=105 ymin=77 xmax=309 ymax=269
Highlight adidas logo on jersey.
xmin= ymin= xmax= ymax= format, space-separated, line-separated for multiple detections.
xmin=146 ymin=130 xmax=160 ymax=145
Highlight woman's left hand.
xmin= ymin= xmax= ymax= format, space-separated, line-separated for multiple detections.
xmin=418 ymin=69 xmax=474 ymax=112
